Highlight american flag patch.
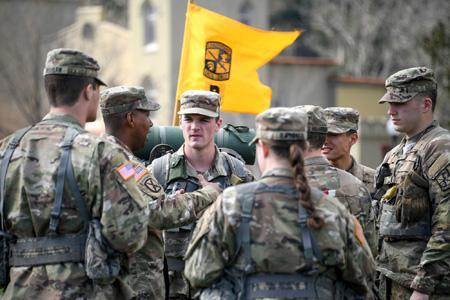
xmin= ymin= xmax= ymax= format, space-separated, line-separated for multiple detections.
xmin=116 ymin=163 xmax=135 ymax=180
xmin=134 ymin=165 xmax=148 ymax=181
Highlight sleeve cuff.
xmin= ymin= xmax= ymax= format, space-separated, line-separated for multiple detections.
xmin=410 ymin=273 xmax=435 ymax=295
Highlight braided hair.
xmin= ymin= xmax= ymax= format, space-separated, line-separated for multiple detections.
xmin=271 ymin=141 xmax=324 ymax=230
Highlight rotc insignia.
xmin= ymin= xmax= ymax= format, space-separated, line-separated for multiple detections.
xmin=116 ymin=163 xmax=135 ymax=180
xmin=144 ymin=177 xmax=162 ymax=193
xmin=204 ymin=41 xmax=232 ymax=81
xmin=134 ymin=165 xmax=148 ymax=181
xmin=435 ymin=164 xmax=449 ymax=192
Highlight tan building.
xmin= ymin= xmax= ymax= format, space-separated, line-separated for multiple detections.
xmin=332 ymin=76 xmax=390 ymax=168
xmin=46 ymin=0 xmax=270 ymax=130
xmin=1 ymin=0 xmax=391 ymax=168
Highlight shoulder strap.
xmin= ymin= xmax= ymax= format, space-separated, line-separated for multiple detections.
xmin=233 ymin=182 xmax=262 ymax=273
xmin=223 ymin=152 xmax=247 ymax=178
xmin=0 ymin=127 xmax=32 ymax=233
xmin=298 ymin=197 xmax=315 ymax=268
xmin=48 ymin=128 xmax=88 ymax=234
xmin=152 ymin=153 xmax=171 ymax=189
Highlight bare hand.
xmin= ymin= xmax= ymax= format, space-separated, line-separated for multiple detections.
xmin=410 ymin=291 xmax=429 ymax=300
xmin=175 ymin=189 xmax=185 ymax=195
xmin=197 ymin=174 xmax=222 ymax=192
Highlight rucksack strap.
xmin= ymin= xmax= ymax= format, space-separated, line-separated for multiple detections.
xmin=49 ymin=128 xmax=88 ymax=234
xmin=223 ymin=151 xmax=247 ymax=179
xmin=152 ymin=153 xmax=170 ymax=189
xmin=0 ymin=126 xmax=32 ymax=233
xmin=236 ymin=182 xmax=262 ymax=274
xmin=298 ymin=197 xmax=314 ymax=268
xmin=235 ymin=183 xmax=322 ymax=272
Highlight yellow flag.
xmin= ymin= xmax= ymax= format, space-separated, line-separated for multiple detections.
xmin=176 ymin=3 xmax=301 ymax=115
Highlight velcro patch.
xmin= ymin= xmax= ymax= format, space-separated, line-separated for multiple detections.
xmin=434 ymin=163 xmax=450 ymax=192
xmin=116 ymin=163 xmax=135 ymax=180
xmin=429 ymin=153 xmax=450 ymax=179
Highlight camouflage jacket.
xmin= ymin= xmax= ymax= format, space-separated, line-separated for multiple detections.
xmin=149 ymin=145 xmax=253 ymax=297
xmin=347 ymin=155 xmax=376 ymax=194
xmin=304 ymin=156 xmax=371 ymax=227
xmin=0 ymin=114 xmax=149 ymax=299
xmin=184 ymin=168 xmax=375 ymax=298
xmin=375 ymin=120 xmax=450 ymax=295
xmin=103 ymin=134 xmax=220 ymax=299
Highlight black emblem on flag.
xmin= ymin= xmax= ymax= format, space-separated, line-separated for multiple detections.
xmin=204 ymin=41 xmax=232 ymax=81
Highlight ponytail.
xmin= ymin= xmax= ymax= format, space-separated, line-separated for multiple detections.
xmin=289 ymin=144 xmax=324 ymax=230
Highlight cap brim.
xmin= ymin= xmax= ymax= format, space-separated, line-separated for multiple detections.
xmin=95 ymin=77 xmax=107 ymax=87
xmin=326 ymin=124 xmax=349 ymax=134
xmin=178 ymin=107 xmax=218 ymax=117
xmin=138 ymin=101 xmax=161 ymax=112
xmin=379 ymin=91 xmax=416 ymax=104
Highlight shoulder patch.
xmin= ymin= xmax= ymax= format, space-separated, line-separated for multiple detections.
xmin=434 ymin=163 xmax=450 ymax=192
xmin=143 ymin=177 xmax=162 ymax=193
xmin=429 ymin=153 xmax=450 ymax=179
xmin=134 ymin=164 xmax=148 ymax=181
xmin=116 ymin=163 xmax=135 ymax=180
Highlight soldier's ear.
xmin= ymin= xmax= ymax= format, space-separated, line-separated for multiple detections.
xmin=422 ymin=97 xmax=433 ymax=113
xmin=126 ymin=111 xmax=135 ymax=128
xmin=349 ymin=132 xmax=358 ymax=146
xmin=215 ymin=117 xmax=222 ymax=131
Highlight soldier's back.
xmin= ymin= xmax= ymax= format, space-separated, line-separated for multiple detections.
xmin=185 ymin=168 xmax=375 ymax=299
xmin=0 ymin=115 xmax=149 ymax=299
xmin=304 ymin=156 xmax=371 ymax=223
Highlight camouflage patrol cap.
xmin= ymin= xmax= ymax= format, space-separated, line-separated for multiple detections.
xmin=43 ymin=48 xmax=106 ymax=86
xmin=249 ymin=107 xmax=308 ymax=145
xmin=324 ymin=107 xmax=359 ymax=134
xmin=379 ymin=67 xmax=436 ymax=103
xmin=178 ymin=90 xmax=220 ymax=118
xmin=100 ymin=86 xmax=160 ymax=116
xmin=294 ymin=105 xmax=327 ymax=134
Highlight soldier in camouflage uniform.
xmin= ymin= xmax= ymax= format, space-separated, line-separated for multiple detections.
xmin=100 ymin=86 xmax=221 ymax=299
xmin=374 ymin=67 xmax=450 ymax=300
xmin=184 ymin=107 xmax=375 ymax=299
xmin=0 ymin=49 xmax=150 ymax=299
xmin=296 ymin=105 xmax=372 ymax=227
xmin=322 ymin=107 xmax=376 ymax=193
xmin=149 ymin=90 xmax=253 ymax=299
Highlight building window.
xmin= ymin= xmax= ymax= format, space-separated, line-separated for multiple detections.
xmin=239 ymin=0 xmax=253 ymax=25
xmin=82 ymin=23 xmax=95 ymax=40
xmin=142 ymin=0 xmax=157 ymax=50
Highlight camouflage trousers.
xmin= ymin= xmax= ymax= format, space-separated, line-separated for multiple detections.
xmin=379 ymin=276 xmax=449 ymax=300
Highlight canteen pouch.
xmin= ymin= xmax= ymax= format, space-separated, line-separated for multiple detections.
xmin=85 ymin=219 xmax=121 ymax=284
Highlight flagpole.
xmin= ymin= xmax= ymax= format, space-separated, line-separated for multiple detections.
xmin=172 ymin=0 xmax=194 ymax=125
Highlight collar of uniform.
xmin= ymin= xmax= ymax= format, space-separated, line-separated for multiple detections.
xmin=347 ymin=155 xmax=362 ymax=178
xmin=405 ymin=120 xmax=438 ymax=144
xmin=304 ymin=155 xmax=331 ymax=167
xmin=261 ymin=168 xmax=294 ymax=178
xmin=41 ymin=112 xmax=84 ymax=131
xmin=172 ymin=144 xmax=227 ymax=180
xmin=103 ymin=133 xmax=134 ymax=158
